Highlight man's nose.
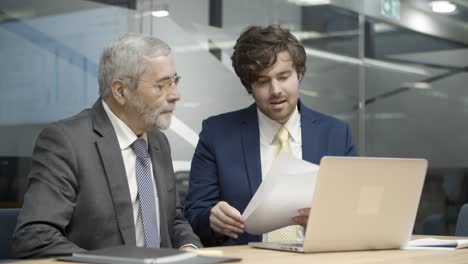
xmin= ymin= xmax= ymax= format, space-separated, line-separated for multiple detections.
xmin=270 ymin=79 xmax=281 ymax=95
xmin=167 ymin=82 xmax=181 ymax=102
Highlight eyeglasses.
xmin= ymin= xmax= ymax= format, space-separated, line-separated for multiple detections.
xmin=127 ymin=75 xmax=181 ymax=92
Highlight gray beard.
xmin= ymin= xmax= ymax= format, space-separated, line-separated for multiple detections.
xmin=130 ymin=94 xmax=173 ymax=131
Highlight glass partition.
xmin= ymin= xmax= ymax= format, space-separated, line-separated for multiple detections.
xmin=1 ymin=0 xmax=468 ymax=236
xmin=363 ymin=16 xmax=468 ymax=235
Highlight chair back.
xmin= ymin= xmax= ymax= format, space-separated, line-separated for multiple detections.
xmin=0 ymin=208 xmax=20 ymax=259
xmin=456 ymin=204 xmax=468 ymax=236
xmin=422 ymin=214 xmax=445 ymax=235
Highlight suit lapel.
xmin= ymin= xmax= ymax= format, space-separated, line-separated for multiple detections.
xmin=147 ymin=134 xmax=172 ymax=247
xmin=92 ymin=100 xmax=136 ymax=246
xmin=299 ymin=101 xmax=321 ymax=164
xmin=241 ymin=104 xmax=263 ymax=196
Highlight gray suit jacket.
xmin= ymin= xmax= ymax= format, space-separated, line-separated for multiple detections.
xmin=12 ymin=100 xmax=201 ymax=258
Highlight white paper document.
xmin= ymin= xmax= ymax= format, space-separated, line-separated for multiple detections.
xmin=242 ymin=152 xmax=319 ymax=234
xmin=403 ymin=238 xmax=468 ymax=250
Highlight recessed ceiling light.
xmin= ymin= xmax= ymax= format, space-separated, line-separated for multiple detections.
xmin=430 ymin=1 xmax=457 ymax=13
xmin=152 ymin=10 xmax=169 ymax=17
xmin=287 ymin=0 xmax=330 ymax=6
xmin=152 ymin=4 xmax=169 ymax=17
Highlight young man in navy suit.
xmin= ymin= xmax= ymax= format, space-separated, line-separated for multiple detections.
xmin=184 ymin=25 xmax=357 ymax=246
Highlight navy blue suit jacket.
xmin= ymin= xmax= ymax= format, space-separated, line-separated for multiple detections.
xmin=184 ymin=101 xmax=357 ymax=246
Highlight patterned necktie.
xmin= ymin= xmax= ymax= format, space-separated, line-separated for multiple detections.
xmin=132 ymin=138 xmax=160 ymax=248
xmin=268 ymin=126 xmax=300 ymax=242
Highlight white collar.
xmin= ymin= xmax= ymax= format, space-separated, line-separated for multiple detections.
xmin=102 ymin=100 xmax=148 ymax=150
xmin=257 ymin=105 xmax=301 ymax=144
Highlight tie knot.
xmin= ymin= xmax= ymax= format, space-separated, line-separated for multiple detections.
xmin=276 ymin=126 xmax=289 ymax=144
xmin=132 ymin=138 xmax=149 ymax=158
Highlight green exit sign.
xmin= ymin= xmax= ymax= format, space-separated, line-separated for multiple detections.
xmin=381 ymin=0 xmax=400 ymax=20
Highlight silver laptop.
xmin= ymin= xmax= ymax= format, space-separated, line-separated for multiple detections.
xmin=249 ymin=156 xmax=428 ymax=253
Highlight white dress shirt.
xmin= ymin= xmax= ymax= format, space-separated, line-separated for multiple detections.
xmin=258 ymin=106 xmax=302 ymax=178
xmin=102 ymin=100 xmax=160 ymax=247
xmin=257 ymin=105 xmax=304 ymax=241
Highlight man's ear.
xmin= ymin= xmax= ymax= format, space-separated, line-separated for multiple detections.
xmin=111 ymin=79 xmax=126 ymax=105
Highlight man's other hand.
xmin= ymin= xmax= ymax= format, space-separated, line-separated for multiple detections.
xmin=292 ymin=208 xmax=310 ymax=227
xmin=210 ymin=201 xmax=245 ymax=239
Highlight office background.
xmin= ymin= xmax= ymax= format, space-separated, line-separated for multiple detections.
xmin=0 ymin=0 xmax=467 ymax=235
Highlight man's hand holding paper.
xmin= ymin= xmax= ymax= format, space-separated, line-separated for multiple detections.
xmin=242 ymin=152 xmax=319 ymax=234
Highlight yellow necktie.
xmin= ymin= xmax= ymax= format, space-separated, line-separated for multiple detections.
xmin=267 ymin=126 xmax=299 ymax=242
xmin=274 ymin=126 xmax=291 ymax=157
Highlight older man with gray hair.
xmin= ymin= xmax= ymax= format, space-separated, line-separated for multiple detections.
xmin=12 ymin=33 xmax=201 ymax=258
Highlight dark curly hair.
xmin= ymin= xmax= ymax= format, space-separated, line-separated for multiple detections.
xmin=231 ymin=25 xmax=306 ymax=94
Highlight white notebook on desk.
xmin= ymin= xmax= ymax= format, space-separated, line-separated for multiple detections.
xmin=404 ymin=238 xmax=468 ymax=250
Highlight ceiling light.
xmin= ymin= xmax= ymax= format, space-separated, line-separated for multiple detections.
xmin=287 ymin=0 xmax=330 ymax=6
xmin=152 ymin=4 xmax=169 ymax=17
xmin=430 ymin=1 xmax=457 ymax=13
xmin=403 ymin=82 xmax=431 ymax=89
xmin=151 ymin=10 xmax=168 ymax=17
